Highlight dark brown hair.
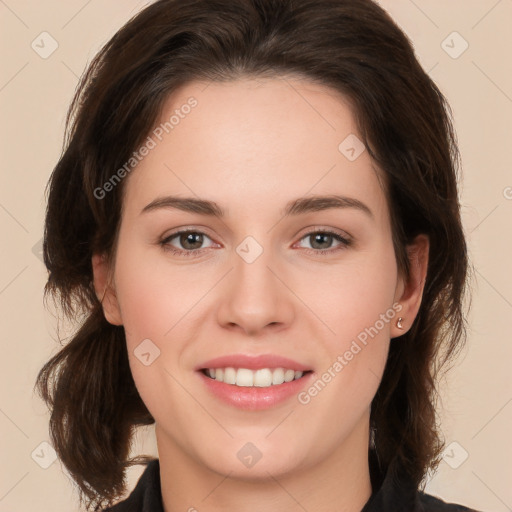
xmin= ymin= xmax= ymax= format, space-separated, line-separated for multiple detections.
xmin=35 ymin=0 xmax=470 ymax=510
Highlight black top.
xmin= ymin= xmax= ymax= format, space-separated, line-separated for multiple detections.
xmin=104 ymin=450 xmax=481 ymax=511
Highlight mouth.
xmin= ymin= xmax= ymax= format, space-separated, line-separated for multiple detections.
xmin=195 ymin=354 xmax=315 ymax=409
xmin=199 ymin=367 xmax=314 ymax=388
xmin=197 ymin=366 xmax=315 ymax=411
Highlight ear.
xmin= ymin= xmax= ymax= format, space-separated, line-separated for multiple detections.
xmin=91 ymin=252 xmax=123 ymax=326
xmin=391 ymin=234 xmax=429 ymax=338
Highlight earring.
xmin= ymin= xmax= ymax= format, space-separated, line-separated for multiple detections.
xmin=397 ymin=317 xmax=404 ymax=329
xmin=369 ymin=426 xmax=376 ymax=449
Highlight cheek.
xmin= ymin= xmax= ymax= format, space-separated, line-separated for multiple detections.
xmin=112 ymin=252 xmax=191 ymax=424
xmin=296 ymin=256 xmax=396 ymax=448
xmin=310 ymin=243 xmax=398 ymax=343
xmin=309 ymin=242 xmax=397 ymax=396
xmin=111 ymin=239 xmax=209 ymax=408
xmin=113 ymin=241 xmax=193 ymax=343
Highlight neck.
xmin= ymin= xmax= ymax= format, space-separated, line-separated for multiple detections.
xmin=156 ymin=418 xmax=373 ymax=512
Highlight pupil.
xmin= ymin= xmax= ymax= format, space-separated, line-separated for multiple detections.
xmin=312 ymin=233 xmax=331 ymax=249
xmin=182 ymin=233 xmax=202 ymax=249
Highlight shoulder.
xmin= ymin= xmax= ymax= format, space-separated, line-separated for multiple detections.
xmin=363 ymin=451 xmax=483 ymax=512
xmin=419 ymin=491 xmax=483 ymax=512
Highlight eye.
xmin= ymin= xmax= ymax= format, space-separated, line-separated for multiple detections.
xmin=159 ymin=227 xmax=351 ymax=258
xmin=160 ymin=229 xmax=217 ymax=257
xmin=295 ymin=229 xmax=351 ymax=255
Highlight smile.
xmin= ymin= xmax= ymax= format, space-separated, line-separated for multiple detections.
xmin=197 ymin=368 xmax=315 ymax=411
xmin=201 ymin=367 xmax=311 ymax=387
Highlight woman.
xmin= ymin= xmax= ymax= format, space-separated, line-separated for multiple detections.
xmin=35 ymin=0 xmax=479 ymax=511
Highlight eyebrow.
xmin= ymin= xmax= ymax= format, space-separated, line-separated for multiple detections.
xmin=140 ymin=194 xmax=373 ymax=219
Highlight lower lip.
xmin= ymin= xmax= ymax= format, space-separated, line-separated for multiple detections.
xmin=197 ymin=370 xmax=315 ymax=411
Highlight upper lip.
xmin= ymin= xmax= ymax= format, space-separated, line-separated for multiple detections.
xmin=196 ymin=354 xmax=312 ymax=372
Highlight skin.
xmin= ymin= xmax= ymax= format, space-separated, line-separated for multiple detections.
xmin=92 ymin=76 xmax=429 ymax=512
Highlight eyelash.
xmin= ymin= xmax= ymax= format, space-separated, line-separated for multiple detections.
xmin=159 ymin=228 xmax=352 ymax=258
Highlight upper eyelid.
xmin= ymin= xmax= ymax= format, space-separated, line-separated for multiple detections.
xmin=162 ymin=228 xmax=217 ymax=244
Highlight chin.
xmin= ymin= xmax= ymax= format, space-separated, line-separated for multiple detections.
xmin=196 ymin=440 xmax=309 ymax=481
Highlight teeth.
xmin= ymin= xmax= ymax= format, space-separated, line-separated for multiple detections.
xmin=272 ymin=368 xmax=285 ymax=385
xmin=204 ymin=367 xmax=305 ymax=387
xmin=223 ymin=367 xmax=236 ymax=384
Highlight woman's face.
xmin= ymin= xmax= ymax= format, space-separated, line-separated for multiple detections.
xmin=94 ymin=76 xmax=426 ymax=479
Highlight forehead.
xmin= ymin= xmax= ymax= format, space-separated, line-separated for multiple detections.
xmin=121 ymin=76 xmax=388 ymax=223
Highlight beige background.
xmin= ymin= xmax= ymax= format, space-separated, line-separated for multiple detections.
xmin=1 ymin=0 xmax=511 ymax=510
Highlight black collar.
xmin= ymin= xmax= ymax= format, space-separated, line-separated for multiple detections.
xmin=106 ymin=450 xmax=479 ymax=511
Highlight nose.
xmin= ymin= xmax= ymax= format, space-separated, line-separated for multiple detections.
xmin=216 ymin=244 xmax=295 ymax=336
